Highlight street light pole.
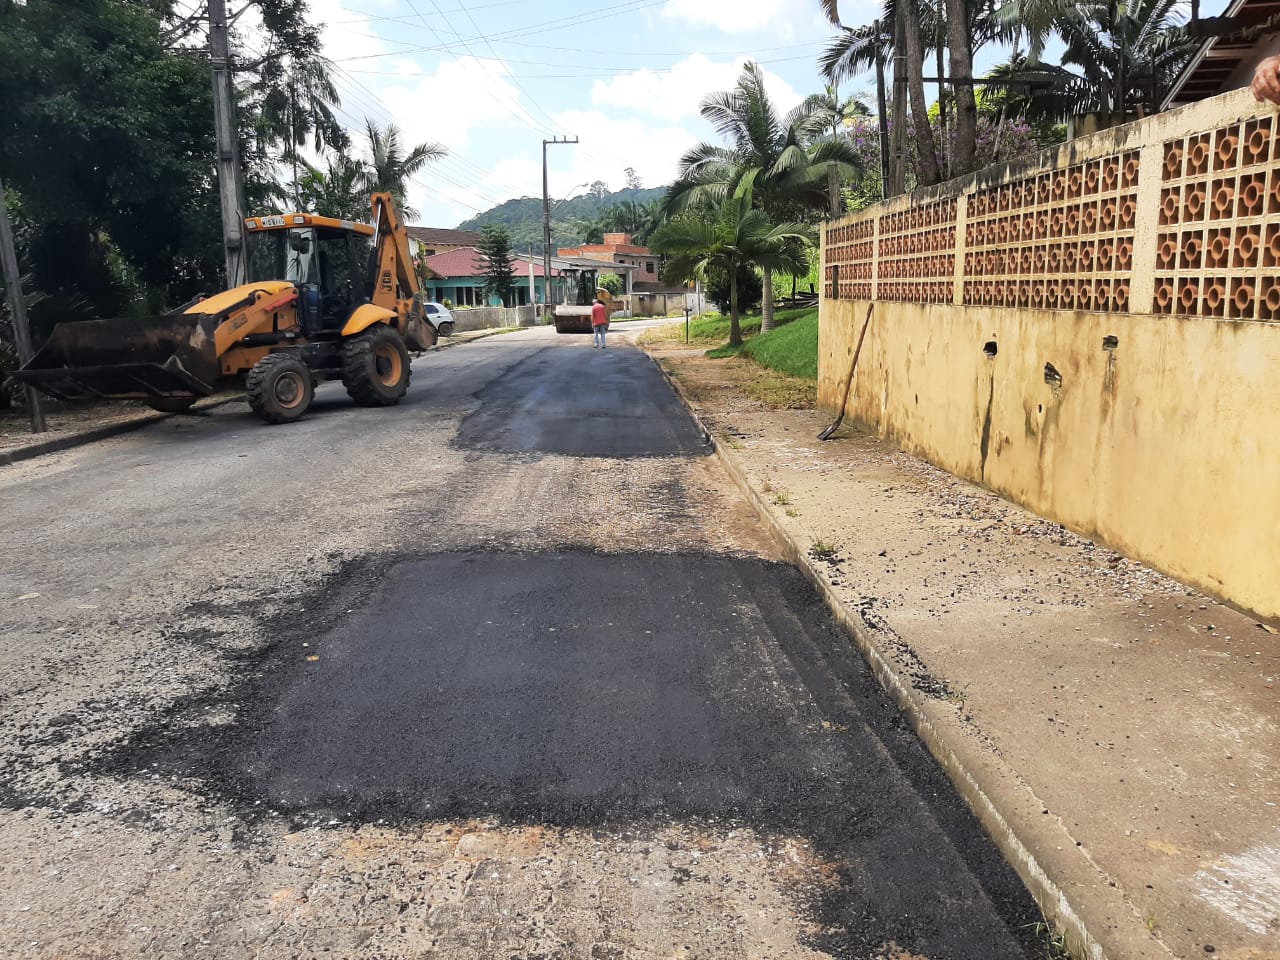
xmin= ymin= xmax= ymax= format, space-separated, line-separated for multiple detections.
xmin=209 ymin=0 xmax=246 ymax=286
xmin=542 ymin=136 xmax=578 ymax=320
xmin=0 ymin=174 xmax=46 ymax=433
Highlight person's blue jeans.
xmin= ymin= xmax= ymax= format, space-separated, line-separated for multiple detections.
xmin=593 ymin=325 xmax=607 ymax=348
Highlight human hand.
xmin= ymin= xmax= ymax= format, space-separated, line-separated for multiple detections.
xmin=1252 ymin=55 xmax=1280 ymax=104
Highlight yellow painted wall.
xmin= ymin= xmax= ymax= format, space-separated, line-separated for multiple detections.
xmin=820 ymin=89 xmax=1280 ymax=619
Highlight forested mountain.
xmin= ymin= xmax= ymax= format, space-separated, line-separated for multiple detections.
xmin=457 ymin=185 xmax=667 ymax=252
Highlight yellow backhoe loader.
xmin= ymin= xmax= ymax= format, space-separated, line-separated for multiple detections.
xmin=8 ymin=193 xmax=435 ymax=424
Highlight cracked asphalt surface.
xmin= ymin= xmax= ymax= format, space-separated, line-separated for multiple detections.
xmin=0 ymin=325 xmax=1045 ymax=958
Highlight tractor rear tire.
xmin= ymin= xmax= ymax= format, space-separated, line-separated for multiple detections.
xmin=246 ymin=353 xmax=314 ymax=424
xmin=342 ymin=325 xmax=411 ymax=406
xmin=147 ymin=397 xmax=198 ymax=414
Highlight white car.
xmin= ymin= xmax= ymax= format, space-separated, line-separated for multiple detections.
xmin=425 ymin=301 xmax=455 ymax=337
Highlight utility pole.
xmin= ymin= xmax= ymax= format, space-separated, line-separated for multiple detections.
xmin=209 ymin=0 xmax=246 ymax=286
xmin=873 ymin=19 xmax=891 ymax=201
xmin=890 ymin=5 xmax=908 ymax=196
xmin=542 ymin=136 xmax=577 ymax=320
xmin=0 ymin=174 xmax=46 ymax=433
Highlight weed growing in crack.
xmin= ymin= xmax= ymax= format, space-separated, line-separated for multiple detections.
xmin=1024 ymin=921 xmax=1073 ymax=960
xmin=809 ymin=540 xmax=840 ymax=562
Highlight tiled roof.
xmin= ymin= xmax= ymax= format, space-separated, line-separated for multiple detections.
xmin=1163 ymin=0 xmax=1280 ymax=108
xmin=406 ymin=226 xmax=483 ymax=246
xmin=423 ymin=247 xmax=557 ymax=278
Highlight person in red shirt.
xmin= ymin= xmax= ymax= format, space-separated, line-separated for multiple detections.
xmin=591 ymin=297 xmax=609 ymax=349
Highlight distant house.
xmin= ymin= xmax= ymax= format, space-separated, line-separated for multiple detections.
xmin=405 ymin=226 xmax=482 ymax=259
xmin=420 ymin=246 xmax=563 ymax=307
xmin=557 ymin=233 xmax=662 ymax=291
xmin=1162 ymin=0 xmax=1280 ymax=109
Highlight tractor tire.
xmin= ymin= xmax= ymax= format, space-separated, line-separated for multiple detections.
xmin=342 ymin=325 xmax=411 ymax=407
xmin=146 ymin=397 xmax=198 ymax=414
xmin=246 ymin=353 xmax=314 ymax=425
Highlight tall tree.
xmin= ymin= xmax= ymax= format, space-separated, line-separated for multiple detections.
xmin=820 ymin=0 xmax=1017 ymax=180
xmin=821 ymin=1 xmax=939 ymax=186
xmin=251 ymin=55 xmax=349 ymax=203
xmin=993 ymin=0 xmax=1194 ymax=127
xmin=944 ymin=0 xmax=978 ymax=175
xmin=802 ymin=85 xmax=871 ymax=214
xmin=297 ymin=155 xmax=368 ymax=221
xmin=653 ymin=176 xmax=813 ymax=348
xmin=360 ymin=119 xmax=446 ymax=221
xmin=0 ymin=0 xmax=221 ymax=311
xmin=664 ymin=62 xmax=858 ymax=331
xmin=476 ymin=225 xmax=516 ymax=307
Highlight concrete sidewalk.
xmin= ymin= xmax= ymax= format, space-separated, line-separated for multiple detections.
xmin=648 ymin=345 xmax=1280 ymax=960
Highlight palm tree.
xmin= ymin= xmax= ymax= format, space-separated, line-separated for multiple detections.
xmin=993 ymin=0 xmax=1194 ymax=127
xmin=820 ymin=0 xmax=1017 ymax=179
xmin=297 ymin=155 xmax=368 ymax=222
xmin=359 ymin=119 xmax=447 ymax=221
xmin=943 ymin=0 xmax=978 ymax=175
xmin=802 ymin=84 xmax=871 ymax=214
xmin=252 ymin=56 xmax=350 ymax=204
xmin=652 ymin=176 xmax=814 ymax=347
xmin=820 ymin=1 xmax=941 ymax=185
xmin=663 ymin=62 xmax=858 ymax=331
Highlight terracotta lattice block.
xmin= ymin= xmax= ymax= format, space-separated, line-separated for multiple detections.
xmin=1229 ymin=276 xmax=1257 ymax=319
xmin=1258 ymin=277 xmax=1280 ymax=320
xmin=1178 ymin=277 xmax=1201 ymax=312
xmin=1234 ymin=226 xmax=1261 ymax=269
xmin=1214 ymin=128 xmax=1241 ymax=171
xmin=1210 ymin=177 xmax=1236 ymax=220
xmin=1187 ymin=135 xmax=1212 ymax=176
xmin=1121 ymin=151 xmax=1140 ymax=188
xmin=1202 ymin=277 xmax=1228 ymax=316
xmin=1244 ymin=118 xmax=1274 ymax=164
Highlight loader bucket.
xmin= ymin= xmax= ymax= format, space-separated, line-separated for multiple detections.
xmin=8 ymin=314 xmax=223 ymax=402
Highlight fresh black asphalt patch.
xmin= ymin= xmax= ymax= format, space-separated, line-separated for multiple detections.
xmin=97 ymin=549 xmax=1045 ymax=959
xmin=454 ymin=343 xmax=710 ymax=457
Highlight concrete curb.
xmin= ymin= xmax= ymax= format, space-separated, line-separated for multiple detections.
xmin=0 ymin=395 xmax=243 ymax=467
xmin=647 ymin=351 xmax=1170 ymax=960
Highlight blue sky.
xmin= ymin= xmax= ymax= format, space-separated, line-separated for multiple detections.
xmin=279 ymin=0 xmax=1209 ymax=227
xmin=292 ymin=0 xmax=889 ymax=226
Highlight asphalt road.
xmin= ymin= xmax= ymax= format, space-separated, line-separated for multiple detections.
xmin=0 ymin=325 xmax=1045 ymax=959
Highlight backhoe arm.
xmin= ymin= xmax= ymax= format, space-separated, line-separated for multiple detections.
xmin=368 ymin=192 xmax=420 ymax=311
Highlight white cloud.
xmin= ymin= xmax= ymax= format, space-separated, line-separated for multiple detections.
xmin=312 ymin=0 xmax=390 ymax=64
xmin=546 ymin=109 xmax=697 ymax=196
xmin=659 ymin=0 xmax=806 ymax=37
xmin=591 ymin=54 xmax=804 ymax=123
xmin=378 ymin=56 xmax=527 ymax=152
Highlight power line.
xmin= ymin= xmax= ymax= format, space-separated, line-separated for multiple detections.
xmin=333 ymin=0 xmax=528 ymax=24
xmin=329 ymin=0 xmax=669 ymax=62
xmin=339 ymin=50 xmax=827 ymax=80
xmin=329 ymin=56 xmax=537 ymax=201
xmin=326 ymin=70 xmax=535 ymax=215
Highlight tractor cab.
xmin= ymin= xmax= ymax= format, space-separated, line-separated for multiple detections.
xmin=243 ymin=214 xmax=375 ymax=337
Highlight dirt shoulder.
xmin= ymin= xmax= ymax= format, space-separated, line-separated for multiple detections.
xmin=643 ymin=342 xmax=1280 ymax=960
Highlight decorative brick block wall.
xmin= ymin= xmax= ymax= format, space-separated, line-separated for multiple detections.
xmin=818 ymin=88 xmax=1280 ymax=619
